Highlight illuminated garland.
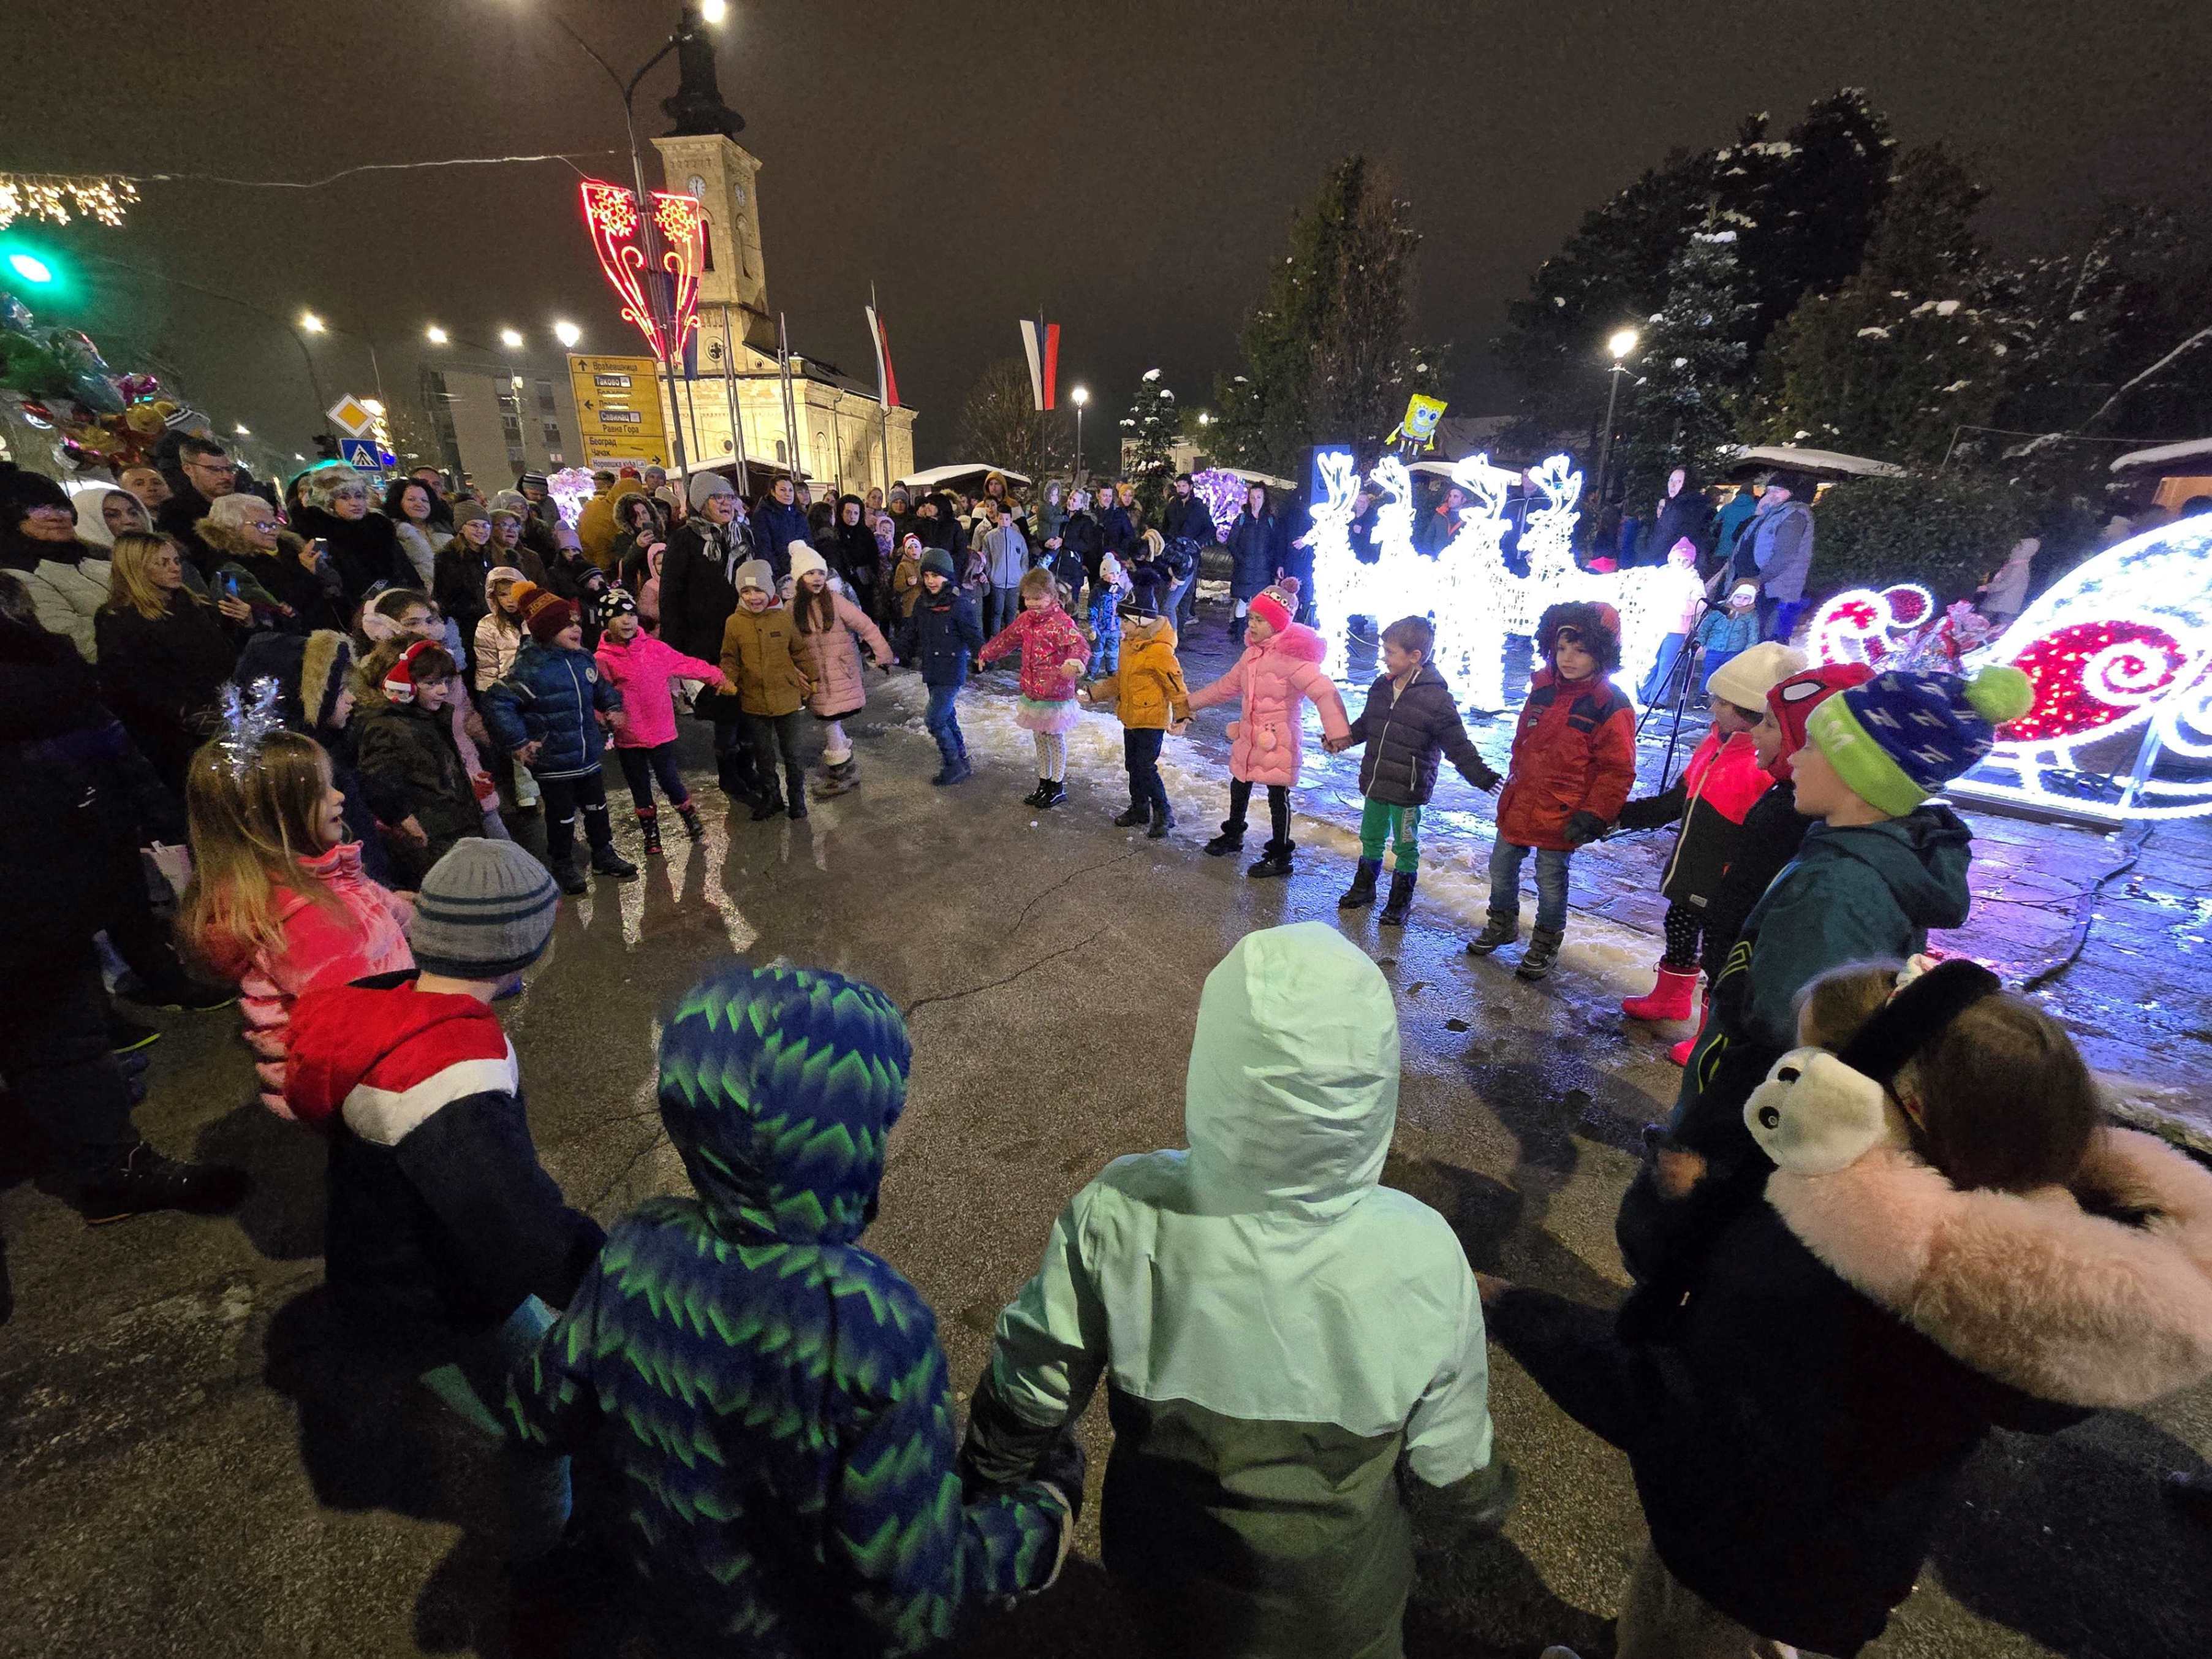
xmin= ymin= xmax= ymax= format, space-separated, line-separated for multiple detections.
xmin=578 ymin=179 xmax=706 ymax=366
xmin=0 ymin=172 xmax=137 ymax=230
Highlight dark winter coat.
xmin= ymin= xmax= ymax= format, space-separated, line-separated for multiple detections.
xmin=1613 ymin=729 xmax=1773 ymax=911
xmin=1638 ymin=484 xmax=1716 ymax=566
xmin=1716 ymin=490 xmax=1760 ymax=574
xmin=1692 ymin=779 xmax=1808 ymax=984
xmin=294 ymin=506 xmax=408 ymax=609
xmin=480 ymin=639 xmax=623 ymax=779
xmin=1055 ymin=509 xmax=1104 ymax=588
xmin=157 ymin=481 xmax=227 ymax=577
xmin=506 ymin=968 xmax=1072 ymax=1659
xmin=1162 ymin=493 xmax=1216 ymax=556
xmin=895 ymin=580 xmax=983 ymax=689
xmin=352 ymin=699 xmax=483 ymax=865
xmin=1344 ymin=664 xmax=1499 ymax=807
xmin=544 ymin=550 xmax=611 ymax=645
xmin=1095 ymin=501 xmax=1135 ymax=559
xmin=433 ymin=541 xmax=498 ymax=664
xmin=825 ymin=515 xmax=882 ymax=607
xmin=233 ymin=537 xmax=348 ymax=636
xmin=751 ymin=499 xmax=812 ymax=579
xmin=284 ymin=973 xmax=605 ymax=1334
xmin=1493 ymin=669 xmax=1636 ymax=851
xmin=1494 ymin=1125 xmax=2212 ymax=1656
xmin=659 ymin=516 xmax=752 ymax=666
xmin=1224 ymin=507 xmax=1279 ymax=601
xmin=94 ymin=593 xmax=240 ymax=791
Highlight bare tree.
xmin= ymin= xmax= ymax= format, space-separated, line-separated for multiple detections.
xmin=958 ymin=357 xmax=1059 ymax=482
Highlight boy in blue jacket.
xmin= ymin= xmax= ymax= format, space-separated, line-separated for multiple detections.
xmin=894 ymin=548 xmax=984 ymax=786
xmin=480 ymin=587 xmax=637 ymax=894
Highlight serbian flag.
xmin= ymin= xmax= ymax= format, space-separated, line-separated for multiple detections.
xmin=1020 ymin=317 xmax=1060 ymax=411
xmin=865 ymin=301 xmax=900 ymax=410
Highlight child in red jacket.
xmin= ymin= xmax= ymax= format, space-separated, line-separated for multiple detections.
xmin=1465 ymin=602 xmax=1636 ymax=981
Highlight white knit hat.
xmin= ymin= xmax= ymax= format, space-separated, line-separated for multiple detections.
xmin=1706 ymin=640 xmax=1807 ymax=710
xmin=788 ymin=542 xmax=827 ymax=582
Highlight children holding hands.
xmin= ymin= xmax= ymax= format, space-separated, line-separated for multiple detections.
xmin=1083 ymin=563 xmax=1191 ymax=838
xmin=594 ymin=587 xmax=737 ymax=851
xmin=979 ymin=566 xmax=1090 ymax=809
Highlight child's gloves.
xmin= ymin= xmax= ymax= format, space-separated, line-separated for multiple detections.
xmin=1463 ymin=757 xmax=1501 ymax=793
xmin=1563 ymin=809 xmax=1610 ymax=846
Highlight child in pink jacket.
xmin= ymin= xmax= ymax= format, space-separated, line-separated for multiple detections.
xmin=594 ymin=588 xmax=738 ymax=852
xmin=1189 ymin=578 xmax=1350 ymax=878
xmin=979 ymin=567 xmax=1091 ymax=810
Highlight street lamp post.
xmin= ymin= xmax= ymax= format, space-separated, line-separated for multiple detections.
xmin=1591 ymin=327 xmax=1639 ymax=537
xmin=1070 ymin=384 xmax=1089 ymax=482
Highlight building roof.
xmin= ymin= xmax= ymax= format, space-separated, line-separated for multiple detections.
xmin=895 ymin=463 xmax=1034 ymax=490
xmin=1722 ymin=444 xmax=1907 ymax=480
xmin=2111 ymin=437 xmax=2212 ymax=474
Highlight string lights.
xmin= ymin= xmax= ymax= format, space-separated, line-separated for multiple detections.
xmin=0 ymin=172 xmax=137 ymax=230
xmin=577 ymin=179 xmax=706 ymax=366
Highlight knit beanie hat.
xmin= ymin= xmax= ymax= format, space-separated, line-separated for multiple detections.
xmin=1706 ymin=640 xmax=1807 ymax=711
xmin=688 ymin=470 xmax=737 ymax=511
xmin=517 ymin=471 xmax=550 ymax=492
xmin=523 ymin=587 xmax=577 ymax=643
xmin=452 ymin=500 xmax=490 ymax=533
xmin=411 ymin=838 xmax=560 ymax=979
xmin=918 ymin=547 xmax=955 ymax=580
xmin=1248 ymin=576 xmax=1302 ymax=634
xmin=788 ymin=544 xmax=828 ymax=583
xmin=735 ymin=558 xmax=773 ymax=593
xmin=1805 ymin=663 xmax=2034 ymax=813
xmin=380 ymin=638 xmax=444 ymax=703
xmin=599 ymin=586 xmax=639 ymax=621
xmin=1765 ymin=662 xmax=1872 ymax=781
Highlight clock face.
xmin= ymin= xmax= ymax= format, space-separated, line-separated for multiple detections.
xmin=686 ymin=174 xmax=708 ymax=199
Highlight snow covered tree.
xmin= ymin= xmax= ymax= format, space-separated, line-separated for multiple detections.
xmin=1616 ymin=227 xmax=1754 ymax=506
xmin=1118 ymin=370 xmax=1177 ymax=518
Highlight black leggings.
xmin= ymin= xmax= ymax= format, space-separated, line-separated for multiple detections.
xmin=537 ymin=768 xmax=613 ymax=867
xmin=616 ymin=743 xmax=691 ymax=811
xmin=1225 ymin=778 xmax=1291 ymax=848
xmin=1661 ymin=900 xmax=1702 ymax=971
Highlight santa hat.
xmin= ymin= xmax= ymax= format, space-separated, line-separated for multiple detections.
xmin=522 ymin=587 xmax=577 ymax=643
xmin=1248 ymin=576 xmax=1302 ymax=634
xmin=381 ymin=638 xmax=443 ymax=704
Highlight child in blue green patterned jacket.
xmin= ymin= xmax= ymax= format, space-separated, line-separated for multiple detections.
xmin=507 ymin=962 xmax=1077 ymax=1658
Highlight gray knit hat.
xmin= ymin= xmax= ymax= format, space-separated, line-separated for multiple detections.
xmin=411 ymin=839 xmax=560 ymax=979
xmin=735 ymin=557 xmax=772 ymax=593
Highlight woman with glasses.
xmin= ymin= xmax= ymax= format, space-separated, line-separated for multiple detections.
xmin=197 ymin=494 xmax=348 ymax=634
xmin=292 ymin=463 xmax=405 ymax=614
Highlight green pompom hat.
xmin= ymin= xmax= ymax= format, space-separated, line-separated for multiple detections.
xmin=1805 ymin=663 xmax=2033 ymax=815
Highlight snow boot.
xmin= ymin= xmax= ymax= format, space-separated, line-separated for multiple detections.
xmin=1023 ymin=780 xmax=1051 ymax=807
xmin=637 ymin=807 xmax=663 ymax=856
xmin=1378 ymin=870 xmax=1417 ymax=926
xmin=591 ymin=845 xmax=639 ymax=880
xmin=1035 ymin=780 xmax=1066 ymax=810
xmin=676 ymin=802 xmax=705 ymax=840
xmin=1667 ymin=978 xmax=1711 ymax=1065
xmin=1338 ymin=858 xmax=1382 ymax=910
xmin=815 ymin=756 xmax=859 ymax=798
xmin=1203 ymin=826 xmax=1245 ymax=857
xmin=555 ymin=856 xmax=589 ymax=895
xmin=1621 ymin=964 xmax=1698 ymax=1023
xmin=749 ymin=780 xmax=784 ymax=819
xmin=716 ymin=747 xmax=759 ymax=801
xmin=1517 ymin=927 xmax=1564 ymax=981
xmin=1465 ymin=914 xmax=1518 ymax=955
xmin=1113 ymin=801 xmax=1150 ymax=827
xmin=1147 ymin=801 xmax=1175 ymax=840
xmin=785 ymin=765 xmax=808 ymax=821
xmin=1247 ymin=840 xmax=1295 ymax=879
xmin=80 ymin=1142 xmax=248 ymax=1225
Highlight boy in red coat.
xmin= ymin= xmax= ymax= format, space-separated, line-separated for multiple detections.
xmin=1465 ymin=602 xmax=1636 ymax=980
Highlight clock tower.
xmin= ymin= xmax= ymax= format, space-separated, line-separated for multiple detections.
xmin=654 ymin=132 xmax=774 ymax=354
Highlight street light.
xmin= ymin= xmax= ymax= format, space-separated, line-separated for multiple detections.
xmin=1070 ymin=384 xmax=1089 ymax=480
xmin=700 ymin=0 xmax=727 ymax=21
xmin=425 ymin=324 xmax=449 ymax=345
xmin=300 ymin=311 xmax=325 ymax=334
xmin=499 ymin=327 xmax=525 ymax=349
xmin=1591 ymin=326 xmax=1640 ymax=532
xmin=234 ymin=423 xmax=250 ymax=436
xmin=553 ymin=320 xmax=582 ymax=348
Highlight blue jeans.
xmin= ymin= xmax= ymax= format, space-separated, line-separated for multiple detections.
xmin=924 ymin=683 xmax=964 ymax=759
xmin=1488 ymin=838 xmax=1572 ymax=935
xmin=984 ymin=584 xmax=1022 ymax=640
xmin=418 ymin=1295 xmax=572 ymax=1560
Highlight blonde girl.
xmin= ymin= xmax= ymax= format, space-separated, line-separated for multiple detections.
xmin=977 ymin=565 xmax=1090 ymax=808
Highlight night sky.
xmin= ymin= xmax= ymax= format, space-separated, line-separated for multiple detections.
xmin=12 ymin=0 xmax=2211 ymax=469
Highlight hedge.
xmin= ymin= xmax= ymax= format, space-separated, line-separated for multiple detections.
xmin=1808 ymin=472 xmax=2037 ymax=604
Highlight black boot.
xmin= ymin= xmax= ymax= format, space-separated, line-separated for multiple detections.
xmin=1203 ymin=826 xmax=1246 ymax=857
xmin=676 ymin=802 xmax=705 ymax=840
xmin=79 ymin=1143 xmax=248 ymax=1226
xmin=1517 ymin=927 xmax=1564 ymax=981
xmin=750 ymin=780 xmax=785 ymax=819
xmin=716 ymin=747 xmax=759 ymax=801
xmin=1465 ymin=915 xmax=1517 ymax=955
xmin=1338 ymin=857 xmax=1382 ymax=909
xmin=1148 ymin=801 xmax=1175 ymax=840
xmin=786 ymin=764 xmax=808 ymax=820
xmin=1036 ymin=780 xmax=1066 ymax=810
xmin=1113 ymin=800 xmax=1150 ymax=827
xmin=555 ymin=856 xmax=589 ymax=896
xmin=1023 ymin=780 xmax=1051 ymax=807
xmin=637 ymin=807 xmax=663 ymax=856
xmin=591 ymin=843 xmax=638 ymax=879
xmin=1378 ymin=870 xmax=1417 ymax=926
xmin=1247 ymin=840 xmax=1295 ymax=879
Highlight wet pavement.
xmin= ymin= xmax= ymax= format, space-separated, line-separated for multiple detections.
xmin=3 ymin=607 xmax=2210 ymax=1658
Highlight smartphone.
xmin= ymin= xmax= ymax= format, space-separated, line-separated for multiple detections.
xmin=308 ymin=538 xmax=328 ymax=565
xmin=221 ymin=572 xmax=240 ymax=600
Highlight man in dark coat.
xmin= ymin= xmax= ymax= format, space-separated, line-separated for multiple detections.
xmin=1161 ymin=473 xmax=1216 ymax=629
xmin=157 ymin=436 xmax=240 ymax=578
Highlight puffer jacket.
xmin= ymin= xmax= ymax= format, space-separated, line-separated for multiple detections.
xmin=480 ymin=639 xmax=622 ymax=778
xmin=1614 ymin=728 xmax=1775 ymax=910
xmin=15 ymin=552 xmax=109 ymax=660
xmin=352 ymin=697 xmax=485 ymax=863
xmin=1187 ymin=621 xmax=1351 ymax=788
xmin=509 ymin=963 xmax=1073 ymax=1659
xmin=790 ymin=588 xmax=892 ymax=719
xmin=979 ymin=602 xmax=1088 ymax=702
xmin=1224 ymin=509 xmax=1278 ymax=601
xmin=473 ymin=610 xmax=526 ymax=693
xmin=594 ymin=629 xmax=721 ymax=749
xmin=1493 ymin=668 xmax=1636 ymax=851
xmin=965 ymin=925 xmax=1512 ymax=1659
xmin=1749 ymin=499 xmax=1816 ymax=602
xmin=193 ymin=841 xmax=414 ymax=1117
xmin=1086 ymin=623 xmax=1190 ymax=730
xmin=895 ymin=581 xmax=983 ymax=689
xmin=1345 ymin=663 xmax=1499 ymax=806
xmin=716 ymin=602 xmax=812 ymax=718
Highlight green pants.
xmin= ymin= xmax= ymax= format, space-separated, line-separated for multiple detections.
xmin=1358 ymin=797 xmax=1423 ymax=873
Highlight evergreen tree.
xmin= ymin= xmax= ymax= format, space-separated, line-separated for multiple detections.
xmin=1616 ymin=228 xmax=1754 ymax=507
xmin=1118 ymin=370 xmax=1178 ymax=519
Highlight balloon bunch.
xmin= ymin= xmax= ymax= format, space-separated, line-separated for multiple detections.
xmin=0 ymin=292 xmax=180 ymax=468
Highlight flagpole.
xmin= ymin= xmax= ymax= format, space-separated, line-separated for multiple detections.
xmin=778 ymin=312 xmax=802 ymax=487
xmin=872 ymin=281 xmax=892 ymax=495
xmin=720 ymin=304 xmax=749 ymax=492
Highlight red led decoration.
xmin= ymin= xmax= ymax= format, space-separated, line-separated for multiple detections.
xmin=2003 ymin=618 xmax=2189 ymax=744
xmin=579 ymin=179 xmax=706 ymax=365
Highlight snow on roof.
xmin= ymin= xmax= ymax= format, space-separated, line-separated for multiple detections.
xmin=894 ymin=463 xmax=1036 ymax=489
xmin=1218 ymin=465 xmax=1297 ymax=491
xmin=2111 ymin=437 xmax=2212 ymax=474
xmin=1722 ymin=444 xmax=1907 ymax=479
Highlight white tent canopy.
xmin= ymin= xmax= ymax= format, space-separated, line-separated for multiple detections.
xmin=2112 ymin=437 xmax=2212 ymax=474
xmin=1721 ymin=444 xmax=1906 ymax=480
xmin=1216 ymin=465 xmax=1297 ymax=492
xmin=894 ymin=463 xmax=1034 ymax=492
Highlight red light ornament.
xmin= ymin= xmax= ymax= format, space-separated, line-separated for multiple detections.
xmin=579 ymin=179 xmax=705 ymax=365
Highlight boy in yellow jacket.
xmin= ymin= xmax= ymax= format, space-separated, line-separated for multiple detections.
xmin=718 ymin=559 xmax=814 ymax=821
xmin=1082 ymin=566 xmax=1190 ymax=839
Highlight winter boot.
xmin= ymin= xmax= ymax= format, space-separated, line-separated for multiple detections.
xmin=1247 ymin=840 xmax=1295 ymax=879
xmin=1667 ymin=979 xmax=1710 ymax=1065
xmin=785 ymin=765 xmax=808 ymax=820
xmin=1113 ymin=800 xmax=1150 ymax=827
xmin=1378 ymin=870 xmax=1417 ymax=926
xmin=1203 ymin=825 xmax=1246 ymax=857
xmin=1465 ymin=914 xmax=1518 ymax=955
xmin=749 ymin=779 xmax=785 ymax=819
xmin=1621 ymin=964 xmax=1698 ymax=1023
xmin=637 ymin=806 xmax=664 ymax=856
xmin=1036 ymin=780 xmax=1066 ymax=810
xmin=591 ymin=844 xmax=639 ymax=880
xmin=676 ymin=802 xmax=705 ymax=840
xmin=1023 ymin=780 xmax=1051 ymax=807
xmin=1147 ymin=801 xmax=1175 ymax=840
xmin=716 ymin=747 xmax=759 ymax=801
xmin=79 ymin=1142 xmax=248 ymax=1226
xmin=1517 ymin=927 xmax=1564 ymax=981
xmin=555 ymin=857 xmax=589 ymax=896
xmin=815 ymin=756 xmax=859 ymax=797
xmin=1338 ymin=858 xmax=1382 ymax=910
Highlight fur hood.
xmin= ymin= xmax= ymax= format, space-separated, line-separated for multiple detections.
xmin=1769 ymin=1128 xmax=2212 ymax=1410
xmin=1254 ymin=619 xmax=1329 ymax=666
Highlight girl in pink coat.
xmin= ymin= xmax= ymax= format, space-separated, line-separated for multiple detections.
xmin=1189 ymin=579 xmax=1350 ymax=878
xmin=594 ymin=588 xmax=737 ymax=852
xmin=789 ymin=546 xmax=895 ymax=797
xmin=979 ymin=566 xmax=1091 ymax=810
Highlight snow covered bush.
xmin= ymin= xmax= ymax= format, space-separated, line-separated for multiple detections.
xmin=1811 ymin=472 xmax=2034 ymax=602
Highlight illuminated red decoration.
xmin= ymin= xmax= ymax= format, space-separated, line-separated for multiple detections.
xmin=2004 ymin=618 xmax=2191 ymax=744
xmin=579 ymin=179 xmax=706 ymax=365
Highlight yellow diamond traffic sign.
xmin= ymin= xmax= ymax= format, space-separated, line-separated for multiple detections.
xmin=327 ymin=395 xmax=377 ymax=439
